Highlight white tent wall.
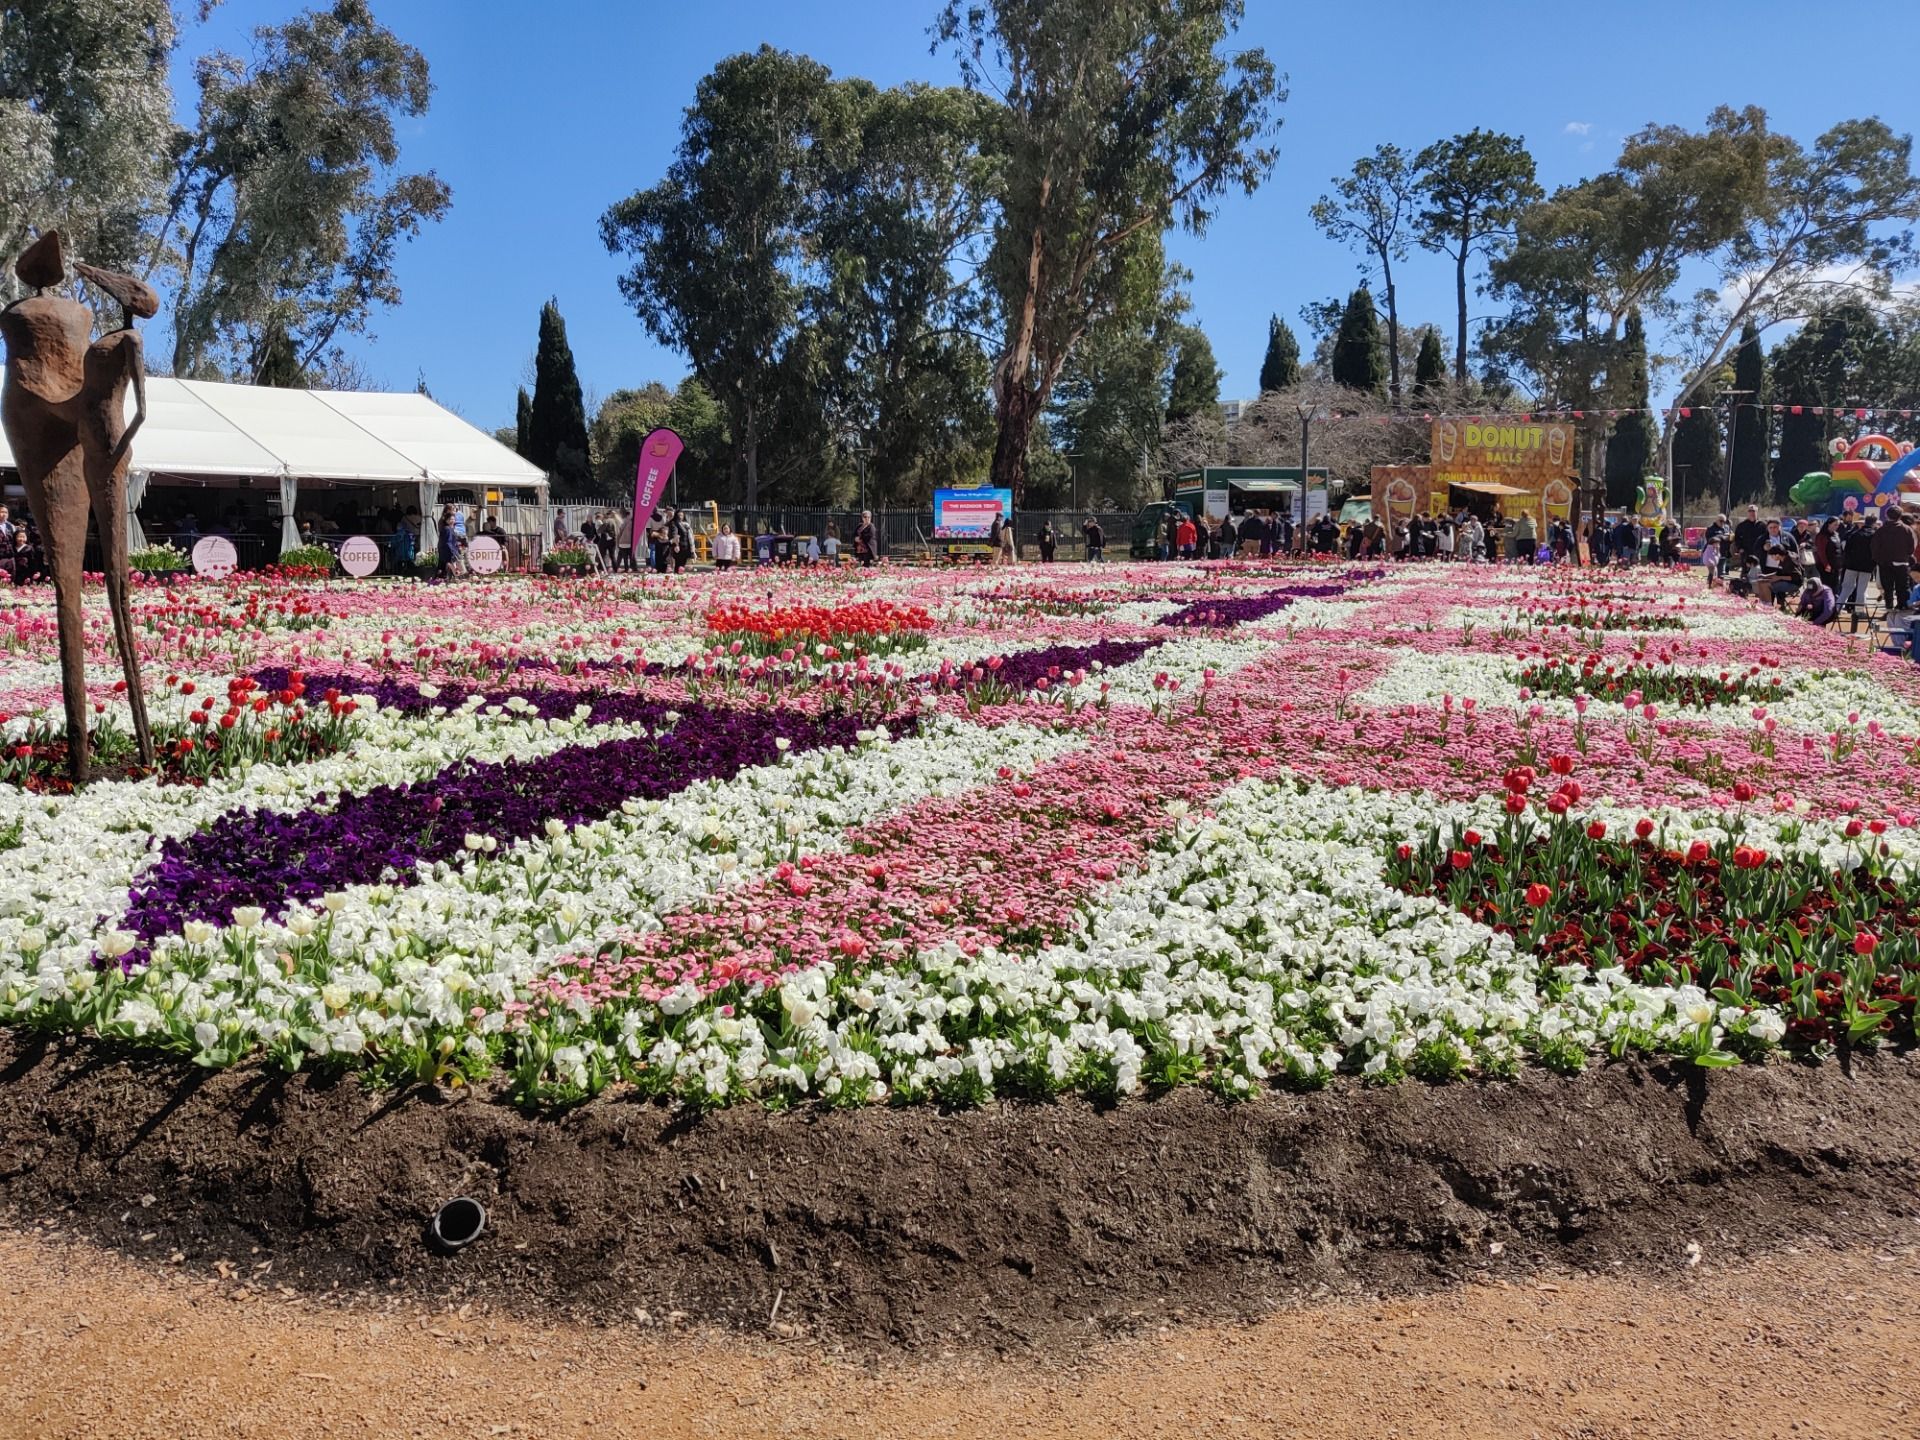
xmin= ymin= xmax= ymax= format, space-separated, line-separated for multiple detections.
xmin=0 ymin=380 xmax=551 ymax=564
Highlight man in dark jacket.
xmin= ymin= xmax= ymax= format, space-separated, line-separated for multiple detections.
xmin=1733 ymin=504 xmax=1768 ymax=568
xmin=1873 ymin=506 xmax=1915 ymax=610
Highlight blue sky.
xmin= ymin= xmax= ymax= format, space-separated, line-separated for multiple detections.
xmin=173 ymin=0 xmax=1919 ymax=430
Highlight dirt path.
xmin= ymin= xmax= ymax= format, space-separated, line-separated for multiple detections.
xmin=3 ymin=1229 xmax=1913 ymax=1440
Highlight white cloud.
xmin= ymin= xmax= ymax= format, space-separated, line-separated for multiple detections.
xmin=1563 ymin=121 xmax=1593 ymax=135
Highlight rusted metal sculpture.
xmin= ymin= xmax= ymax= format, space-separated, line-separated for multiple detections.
xmin=0 ymin=231 xmax=155 ymax=782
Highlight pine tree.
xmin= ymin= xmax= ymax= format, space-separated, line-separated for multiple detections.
xmin=1258 ymin=314 xmax=1300 ymax=393
xmin=1727 ymin=320 xmax=1767 ymax=506
xmin=1603 ymin=310 xmax=1656 ymax=509
xmin=515 ymin=387 xmax=532 ymax=456
xmin=527 ymin=300 xmax=592 ymax=491
xmin=1166 ymin=325 xmax=1222 ymax=424
xmin=1412 ymin=328 xmax=1446 ymax=396
xmin=1330 ymin=286 xmax=1385 ymax=395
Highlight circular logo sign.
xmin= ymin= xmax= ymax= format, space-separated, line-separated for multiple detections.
xmin=465 ymin=534 xmax=505 ymax=575
xmin=191 ymin=535 xmax=238 ymax=578
xmin=338 ymin=534 xmax=381 ymax=578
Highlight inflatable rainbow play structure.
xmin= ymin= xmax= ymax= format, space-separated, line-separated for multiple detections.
xmin=1790 ymin=435 xmax=1920 ymax=513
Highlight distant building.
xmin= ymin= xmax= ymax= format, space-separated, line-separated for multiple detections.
xmin=1219 ymin=398 xmax=1256 ymax=430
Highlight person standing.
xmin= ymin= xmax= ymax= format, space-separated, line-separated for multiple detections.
xmin=437 ymin=505 xmax=463 ymax=578
xmin=1039 ymin=521 xmax=1056 ymax=562
xmin=1873 ymin=504 xmax=1914 ymax=611
xmin=854 ymin=510 xmax=878 ymax=567
xmin=1733 ymin=505 xmax=1768 ymax=570
xmin=999 ymin=512 xmax=1018 ymax=565
xmin=987 ymin=513 xmax=1005 ymax=566
xmin=1081 ymin=514 xmax=1104 ymax=563
xmin=1837 ymin=515 xmax=1876 ymax=616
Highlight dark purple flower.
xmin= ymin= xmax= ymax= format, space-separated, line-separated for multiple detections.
xmin=121 ymin=701 xmax=911 ymax=944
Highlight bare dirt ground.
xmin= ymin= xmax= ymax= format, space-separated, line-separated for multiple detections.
xmin=3 ymin=1228 xmax=1915 ymax=1440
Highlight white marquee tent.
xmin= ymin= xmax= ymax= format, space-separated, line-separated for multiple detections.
xmin=0 ymin=378 xmax=549 ymax=556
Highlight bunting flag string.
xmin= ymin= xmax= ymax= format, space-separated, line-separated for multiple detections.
xmin=1285 ymin=403 xmax=1919 ymax=425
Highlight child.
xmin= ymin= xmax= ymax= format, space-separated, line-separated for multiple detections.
xmin=1700 ymin=533 xmax=1721 ymax=589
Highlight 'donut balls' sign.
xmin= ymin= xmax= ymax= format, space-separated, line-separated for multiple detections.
xmin=338 ymin=535 xmax=381 ymax=578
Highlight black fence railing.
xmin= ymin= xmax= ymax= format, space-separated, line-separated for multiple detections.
xmin=724 ymin=508 xmax=1122 ymax=562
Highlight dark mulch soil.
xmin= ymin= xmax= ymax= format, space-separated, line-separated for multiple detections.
xmin=2 ymin=1034 xmax=1916 ymax=1349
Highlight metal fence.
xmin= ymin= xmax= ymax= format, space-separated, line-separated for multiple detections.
xmin=724 ymin=507 xmax=1122 ymax=562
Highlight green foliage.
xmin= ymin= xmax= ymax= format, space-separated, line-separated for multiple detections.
xmin=528 ymin=299 xmax=592 ymax=494
xmin=542 ymin=544 xmax=597 ymax=576
xmin=602 ymin=47 xmax=840 ymax=508
xmin=1412 ymin=327 xmax=1447 ymax=394
xmin=129 ymin=542 xmax=190 ymax=574
xmin=1728 ymin=321 xmax=1769 ymax=506
xmin=1258 ymin=314 xmax=1300 ymax=393
xmin=1311 ymin=144 xmax=1416 ymax=398
xmin=1166 ymin=325 xmax=1222 ymax=424
xmin=936 ymin=0 xmax=1282 ymax=501
xmin=1330 ymin=286 xmax=1385 ymax=395
xmin=1414 ymin=129 xmax=1542 ymax=383
xmin=811 ymin=81 xmax=997 ymax=508
xmin=1769 ymin=300 xmax=1895 ymax=500
xmin=275 ymin=544 xmax=337 ymax=576
xmin=164 ymin=0 xmax=451 ymax=381
xmin=1605 ymin=312 xmax=1656 ymax=509
xmin=1049 ymin=250 xmax=1188 ymax=508
xmin=0 ymin=0 xmax=176 ymax=300
xmin=514 ymin=386 xmax=532 ymax=456
xmin=1671 ymin=388 xmax=1724 ymax=509
xmin=589 ymin=377 xmax=728 ymax=502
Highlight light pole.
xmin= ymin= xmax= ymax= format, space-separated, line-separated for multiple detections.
xmin=1717 ymin=389 xmax=1753 ymax=523
xmin=1297 ymin=401 xmax=1325 ymax=553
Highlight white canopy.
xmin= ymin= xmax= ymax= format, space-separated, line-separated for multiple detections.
xmin=0 ymin=377 xmax=547 ymax=493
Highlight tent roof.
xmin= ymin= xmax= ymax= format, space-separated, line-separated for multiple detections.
xmin=1449 ymin=480 xmax=1529 ymax=497
xmin=0 ymin=377 xmax=546 ymax=491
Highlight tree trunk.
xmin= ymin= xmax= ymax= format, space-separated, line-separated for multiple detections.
xmin=1383 ymin=258 xmax=1401 ymax=405
xmin=1453 ymin=244 xmax=1469 ymax=386
xmin=989 ymin=384 xmax=1039 ymax=508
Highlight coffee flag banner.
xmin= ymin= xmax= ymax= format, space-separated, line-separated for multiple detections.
xmin=629 ymin=427 xmax=685 ymax=548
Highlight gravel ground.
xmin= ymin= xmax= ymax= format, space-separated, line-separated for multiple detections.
xmin=4 ymin=1227 xmax=1915 ymax=1440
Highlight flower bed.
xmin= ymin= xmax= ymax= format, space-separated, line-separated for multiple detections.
xmin=1 ymin=559 xmax=1918 ymax=1108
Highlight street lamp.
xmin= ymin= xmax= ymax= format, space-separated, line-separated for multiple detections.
xmin=1296 ymin=401 xmax=1326 ymax=551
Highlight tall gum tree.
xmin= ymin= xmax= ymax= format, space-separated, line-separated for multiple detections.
xmin=936 ymin=0 xmax=1281 ymax=504
xmin=1311 ymin=144 xmax=1415 ymax=401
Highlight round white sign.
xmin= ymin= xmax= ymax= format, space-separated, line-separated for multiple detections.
xmin=191 ymin=535 xmax=238 ymax=578
xmin=465 ymin=534 xmax=505 ymax=575
xmin=338 ymin=534 xmax=381 ymax=578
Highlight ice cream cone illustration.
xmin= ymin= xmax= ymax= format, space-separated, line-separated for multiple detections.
xmin=1436 ymin=421 xmax=1458 ymax=463
xmin=1547 ymin=425 xmax=1568 ymax=468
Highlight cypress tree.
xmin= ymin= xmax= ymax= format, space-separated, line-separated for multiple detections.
xmin=1603 ymin=310 xmax=1656 ymax=509
xmin=515 ymin=387 xmax=532 ymax=456
xmin=1671 ymin=391 xmax=1724 ymax=511
xmin=527 ymin=300 xmax=592 ymax=491
xmin=1727 ymin=320 xmax=1767 ymax=506
xmin=256 ymin=321 xmax=304 ymax=388
xmin=1166 ymin=325 xmax=1223 ymax=424
xmin=1258 ymin=313 xmax=1300 ymax=393
xmin=1330 ymin=286 xmax=1385 ymax=395
xmin=1412 ymin=328 xmax=1446 ymax=396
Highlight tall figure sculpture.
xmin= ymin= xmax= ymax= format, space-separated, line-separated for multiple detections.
xmin=0 ymin=231 xmax=156 ymax=782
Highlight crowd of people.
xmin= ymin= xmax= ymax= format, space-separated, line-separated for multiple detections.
xmin=0 ymin=503 xmax=46 ymax=585
xmin=1697 ymin=502 xmax=1916 ymax=627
